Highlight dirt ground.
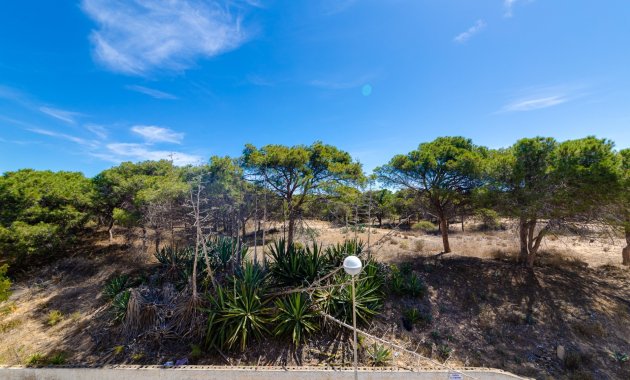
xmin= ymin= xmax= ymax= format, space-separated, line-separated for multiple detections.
xmin=1 ymin=220 xmax=628 ymax=380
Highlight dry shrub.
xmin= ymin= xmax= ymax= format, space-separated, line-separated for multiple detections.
xmin=124 ymin=289 xmax=157 ymax=337
xmin=539 ymin=251 xmax=588 ymax=269
xmin=414 ymin=239 xmax=425 ymax=252
xmin=399 ymin=241 xmax=409 ymax=250
xmin=486 ymin=249 xmax=518 ymax=262
xmin=171 ymin=290 xmax=205 ymax=339
xmin=572 ymin=320 xmax=606 ymax=338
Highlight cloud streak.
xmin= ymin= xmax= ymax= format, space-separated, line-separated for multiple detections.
xmin=102 ymin=143 xmax=202 ymax=165
xmin=453 ymin=20 xmax=486 ymax=44
xmin=39 ymin=106 xmax=82 ymax=124
xmin=27 ymin=127 xmax=97 ymax=147
xmin=126 ymin=85 xmax=178 ymax=99
xmin=501 ymin=95 xmax=568 ymax=112
xmin=81 ymin=0 xmax=250 ymax=75
xmin=131 ymin=125 xmax=184 ymax=144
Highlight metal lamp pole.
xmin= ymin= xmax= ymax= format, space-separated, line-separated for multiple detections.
xmin=343 ymin=255 xmax=362 ymax=380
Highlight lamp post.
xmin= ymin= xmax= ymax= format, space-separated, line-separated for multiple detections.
xmin=343 ymin=255 xmax=362 ymax=380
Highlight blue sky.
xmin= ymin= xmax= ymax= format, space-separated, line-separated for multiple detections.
xmin=1 ymin=0 xmax=629 ymax=176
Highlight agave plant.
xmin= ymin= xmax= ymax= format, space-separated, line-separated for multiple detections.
xmin=273 ymin=292 xmax=319 ymax=346
xmin=205 ymin=279 xmax=271 ymax=351
xmin=209 ymin=236 xmax=248 ymax=270
xmin=103 ymin=274 xmax=129 ymax=301
xmin=112 ymin=290 xmax=131 ymax=322
xmin=314 ymin=261 xmax=384 ymax=325
xmin=366 ymin=344 xmax=392 ymax=366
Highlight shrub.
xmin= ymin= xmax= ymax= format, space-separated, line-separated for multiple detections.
xmin=0 ymin=264 xmax=11 ymax=302
xmin=112 ymin=290 xmax=131 ymax=322
xmin=412 ymin=221 xmax=437 ymax=233
xmin=25 ymin=353 xmax=46 ymax=367
xmin=190 ymin=344 xmax=202 ymax=361
xmin=48 ymin=352 xmax=67 ymax=365
xmin=610 ymin=351 xmax=628 ymax=365
xmin=314 ymin=261 xmax=384 ymax=325
xmin=47 ymin=310 xmax=63 ymax=326
xmin=205 ymin=281 xmax=272 ymax=351
xmin=475 ymin=208 xmax=501 ymax=230
xmin=273 ymin=292 xmax=319 ymax=346
xmin=437 ymin=344 xmax=452 ymax=359
xmin=366 ymin=344 xmax=392 ymax=366
xmin=413 ymin=240 xmax=425 ymax=252
xmin=103 ymin=274 xmax=129 ymax=301
xmin=406 ymin=274 xmax=427 ymax=297
xmin=113 ymin=345 xmax=125 ymax=355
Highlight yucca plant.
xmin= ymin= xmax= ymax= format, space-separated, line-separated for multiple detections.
xmin=314 ymin=261 xmax=384 ymax=325
xmin=209 ymin=236 xmax=248 ymax=270
xmin=103 ymin=274 xmax=129 ymax=301
xmin=112 ymin=290 xmax=131 ymax=322
xmin=273 ymin=292 xmax=319 ymax=346
xmin=325 ymin=239 xmax=363 ymax=266
xmin=268 ymin=239 xmax=305 ymax=286
xmin=235 ymin=260 xmax=268 ymax=288
xmin=366 ymin=344 xmax=392 ymax=366
xmin=205 ymin=280 xmax=271 ymax=351
xmin=406 ymin=274 xmax=427 ymax=298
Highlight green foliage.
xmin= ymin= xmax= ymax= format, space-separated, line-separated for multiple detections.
xmin=389 ymin=265 xmax=427 ymax=298
xmin=485 ymin=136 xmax=622 ymax=265
xmin=269 ymin=239 xmax=352 ymax=287
xmin=377 ymin=136 xmax=486 ymax=252
xmin=412 ymin=220 xmax=437 ymax=233
xmin=47 ymin=310 xmax=63 ymax=326
xmin=475 ymin=208 xmax=501 ymax=230
xmin=366 ymin=344 xmax=392 ymax=366
xmin=610 ymin=351 xmax=629 ymax=365
xmin=314 ymin=261 xmax=384 ymax=325
xmin=48 ymin=352 xmax=67 ymax=365
xmin=0 ymin=264 xmax=11 ymax=302
xmin=112 ymin=290 xmax=131 ymax=322
xmin=243 ymin=141 xmax=364 ymax=246
xmin=205 ymin=280 xmax=272 ymax=351
xmin=190 ymin=344 xmax=203 ymax=361
xmin=273 ymin=292 xmax=319 ymax=346
xmin=0 ymin=169 xmax=94 ymax=266
xmin=25 ymin=353 xmax=46 ymax=367
xmin=103 ymin=274 xmax=129 ymax=301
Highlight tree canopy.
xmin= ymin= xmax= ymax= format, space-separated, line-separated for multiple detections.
xmin=376 ymin=136 xmax=485 ymax=253
xmin=242 ymin=141 xmax=363 ymax=247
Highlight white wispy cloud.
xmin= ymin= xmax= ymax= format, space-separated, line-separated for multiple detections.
xmin=81 ymin=0 xmax=250 ymax=75
xmin=131 ymin=125 xmax=184 ymax=144
xmin=27 ymin=128 xmax=98 ymax=147
xmin=103 ymin=143 xmax=202 ymax=165
xmin=501 ymin=95 xmax=569 ymax=112
xmin=453 ymin=20 xmax=487 ymax=44
xmin=504 ymin=0 xmax=532 ymax=18
xmin=39 ymin=106 xmax=83 ymax=124
xmin=126 ymin=85 xmax=178 ymax=99
xmin=85 ymin=124 xmax=108 ymax=139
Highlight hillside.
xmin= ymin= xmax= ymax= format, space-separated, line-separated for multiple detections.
xmin=1 ymin=222 xmax=628 ymax=380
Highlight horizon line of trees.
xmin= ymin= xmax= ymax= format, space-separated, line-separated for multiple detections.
xmin=0 ymin=135 xmax=628 ymax=272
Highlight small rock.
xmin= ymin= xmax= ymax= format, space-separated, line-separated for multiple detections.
xmin=556 ymin=345 xmax=565 ymax=360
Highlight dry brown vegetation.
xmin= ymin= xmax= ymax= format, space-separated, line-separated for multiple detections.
xmin=0 ymin=221 xmax=628 ymax=380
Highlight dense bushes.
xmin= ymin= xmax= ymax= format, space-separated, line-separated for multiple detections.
xmin=0 ymin=264 xmax=11 ymax=302
xmin=0 ymin=170 xmax=94 ymax=266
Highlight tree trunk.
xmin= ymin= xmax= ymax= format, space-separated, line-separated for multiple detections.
xmin=623 ymin=224 xmax=630 ymax=266
xmin=287 ymin=213 xmax=296 ymax=249
xmin=107 ymin=219 xmax=114 ymax=243
xmin=518 ymin=216 xmax=529 ymax=263
xmin=439 ymin=216 xmax=451 ymax=253
xmin=518 ymin=217 xmax=547 ymax=268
